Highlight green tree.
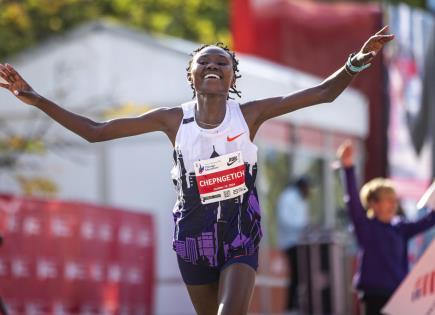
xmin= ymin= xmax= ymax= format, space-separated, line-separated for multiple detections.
xmin=383 ymin=0 xmax=427 ymax=8
xmin=0 ymin=0 xmax=230 ymax=60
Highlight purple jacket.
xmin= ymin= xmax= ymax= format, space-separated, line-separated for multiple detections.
xmin=343 ymin=167 xmax=435 ymax=294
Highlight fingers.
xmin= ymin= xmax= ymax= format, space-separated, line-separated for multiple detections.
xmin=382 ymin=34 xmax=395 ymax=43
xmin=0 ymin=64 xmax=9 ymax=74
xmin=0 ymin=69 xmax=11 ymax=87
xmin=363 ymin=33 xmax=394 ymax=53
xmin=337 ymin=140 xmax=354 ymax=167
xmin=5 ymin=63 xmax=23 ymax=82
xmin=0 ymin=64 xmax=10 ymax=83
xmin=344 ymin=139 xmax=352 ymax=147
xmin=0 ymin=71 xmax=8 ymax=85
xmin=372 ymin=26 xmax=394 ymax=43
xmin=0 ymin=63 xmax=23 ymax=84
xmin=360 ymin=51 xmax=376 ymax=64
xmin=341 ymin=139 xmax=353 ymax=151
xmin=376 ymin=25 xmax=389 ymax=35
xmin=337 ymin=140 xmax=352 ymax=156
xmin=377 ymin=35 xmax=395 ymax=43
xmin=0 ymin=64 xmax=15 ymax=83
xmin=369 ymin=34 xmax=395 ymax=43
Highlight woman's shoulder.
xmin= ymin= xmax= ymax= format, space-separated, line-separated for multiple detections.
xmin=180 ymin=100 xmax=196 ymax=113
xmin=165 ymin=106 xmax=183 ymax=125
xmin=153 ymin=106 xmax=183 ymax=121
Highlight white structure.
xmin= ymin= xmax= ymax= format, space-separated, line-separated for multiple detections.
xmin=0 ymin=21 xmax=368 ymax=314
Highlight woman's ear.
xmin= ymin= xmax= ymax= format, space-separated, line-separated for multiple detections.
xmin=186 ymin=72 xmax=192 ymax=83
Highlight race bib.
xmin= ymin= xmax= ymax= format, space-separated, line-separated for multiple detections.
xmin=194 ymin=151 xmax=248 ymax=204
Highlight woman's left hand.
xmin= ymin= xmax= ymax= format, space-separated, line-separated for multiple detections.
xmin=351 ymin=26 xmax=395 ymax=67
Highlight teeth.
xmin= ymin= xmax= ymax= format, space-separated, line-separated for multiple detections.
xmin=205 ymin=74 xmax=220 ymax=79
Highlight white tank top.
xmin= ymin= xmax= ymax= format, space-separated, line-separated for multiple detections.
xmin=172 ymin=99 xmax=257 ymax=175
xmin=170 ymin=99 xmax=262 ymax=267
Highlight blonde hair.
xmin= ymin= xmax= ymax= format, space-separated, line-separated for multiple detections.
xmin=360 ymin=177 xmax=396 ymax=218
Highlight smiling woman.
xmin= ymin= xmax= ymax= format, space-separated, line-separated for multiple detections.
xmin=186 ymin=43 xmax=242 ymax=101
xmin=0 ymin=28 xmax=394 ymax=315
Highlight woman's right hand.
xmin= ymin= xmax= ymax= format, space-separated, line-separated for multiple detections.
xmin=0 ymin=63 xmax=42 ymax=106
xmin=337 ymin=140 xmax=354 ymax=167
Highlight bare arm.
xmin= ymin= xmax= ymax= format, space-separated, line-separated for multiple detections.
xmin=31 ymin=96 xmax=180 ymax=143
xmin=242 ymin=26 xmax=394 ymax=136
xmin=0 ymin=64 xmax=182 ymax=144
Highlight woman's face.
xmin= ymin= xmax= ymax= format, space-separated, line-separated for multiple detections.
xmin=371 ymin=191 xmax=398 ymax=223
xmin=189 ymin=46 xmax=235 ymax=97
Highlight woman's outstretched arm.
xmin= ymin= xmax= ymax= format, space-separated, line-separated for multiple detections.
xmin=0 ymin=64 xmax=181 ymax=143
xmin=242 ymin=26 xmax=394 ymax=134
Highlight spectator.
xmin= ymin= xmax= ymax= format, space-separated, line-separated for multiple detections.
xmin=337 ymin=140 xmax=435 ymax=315
xmin=276 ymin=176 xmax=311 ymax=312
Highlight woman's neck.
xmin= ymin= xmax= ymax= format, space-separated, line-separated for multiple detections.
xmin=195 ymin=94 xmax=227 ymax=128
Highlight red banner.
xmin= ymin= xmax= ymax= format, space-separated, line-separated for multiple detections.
xmin=231 ymin=0 xmax=385 ymax=180
xmin=0 ymin=195 xmax=154 ymax=315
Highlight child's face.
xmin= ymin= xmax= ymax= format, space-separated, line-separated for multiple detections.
xmin=371 ymin=191 xmax=398 ymax=223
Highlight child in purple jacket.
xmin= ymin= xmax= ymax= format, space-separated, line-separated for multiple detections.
xmin=337 ymin=141 xmax=435 ymax=315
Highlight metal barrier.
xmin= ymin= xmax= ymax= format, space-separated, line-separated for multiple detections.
xmin=297 ymin=231 xmax=350 ymax=315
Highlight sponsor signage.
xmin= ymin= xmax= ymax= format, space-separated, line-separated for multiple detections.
xmin=0 ymin=195 xmax=154 ymax=315
xmin=383 ymin=239 xmax=435 ymax=315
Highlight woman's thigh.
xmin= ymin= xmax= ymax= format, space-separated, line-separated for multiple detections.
xmin=185 ymin=282 xmax=219 ymax=315
xmin=178 ymin=256 xmax=220 ymax=315
xmin=217 ymin=263 xmax=256 ymax=315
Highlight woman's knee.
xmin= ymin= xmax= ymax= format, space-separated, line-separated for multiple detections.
xmin=217 ymin=263 xmax=256 ymax=315
xmin=218 ymin=298 xmax=248 ymax=315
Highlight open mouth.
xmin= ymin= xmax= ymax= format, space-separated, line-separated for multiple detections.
xmin=204 ymin=73 xmax=221 ymax=79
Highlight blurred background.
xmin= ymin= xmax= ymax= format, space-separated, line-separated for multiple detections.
xmin=0 ymin=0 xmax=434 ymax=314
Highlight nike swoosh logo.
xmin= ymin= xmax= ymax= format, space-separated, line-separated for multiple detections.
xmin=227 ymin=159 xmax=237 ymax=166
xmin=227 ymin=132 xmax=245 ymax=142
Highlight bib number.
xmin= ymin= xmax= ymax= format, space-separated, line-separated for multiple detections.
xmin=194 ymin=151 xmax=248 ymax=204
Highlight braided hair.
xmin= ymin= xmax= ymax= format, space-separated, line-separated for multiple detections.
xmin=186 ymin=42 xmax=242 ymax=99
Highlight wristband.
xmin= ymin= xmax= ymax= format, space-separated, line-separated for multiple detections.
xmin=343 ymin=66 xmax=355 ymax=77
xmin=346 ymin=53 xmax=371 ymax=73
